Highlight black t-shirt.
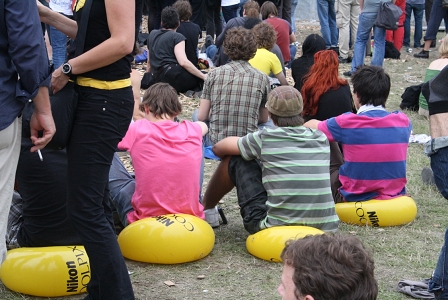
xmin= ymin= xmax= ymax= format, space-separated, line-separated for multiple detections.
xmin=73 ymin=0 xmax=141 ymax=81
xmin=176 ymin=21 xmax=201 ymax=67
xmin=16 ymin=139 xmax=82 ymax=247
xmin=148 ymin=29 xmax=186 ymax=71
xmin=304 ymin=85 xmax=354 ymax=121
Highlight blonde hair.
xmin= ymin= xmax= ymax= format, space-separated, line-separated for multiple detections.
xmin=439 ymin=35 xmax=448 ymax=58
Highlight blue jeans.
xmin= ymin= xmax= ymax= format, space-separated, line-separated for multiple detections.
xmin=403 ymin=3 xmax=424 ymax=48
xmin=109 ymin=153 xmax=135 ymax=227
xmin=206 ymin=45 xmax=218 ymax=60
xmin=317 ymin=0 xmax=338 ymax=48
xmin=425 ymin=0 xmax=448 ymax=41
xmin=291 ymin=0 xmax=299 ymax=33
xmin=428 ymin=147 xmax=448 ymax=299
xmin=350 ymin=12 xmax=386 ymax=72
xmin=287 ymin=44 xmax=297 ymax=68
xmin=222 ymin=4 xmax=239 ymax=23
xmin=67 ymin=85 xmax=134 ymax=300
xmin=49 ymin=25 xmax=68 ymax=69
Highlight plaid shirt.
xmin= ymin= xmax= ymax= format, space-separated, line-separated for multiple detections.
xmin=203 ymin=60 xmax=270 ymax=144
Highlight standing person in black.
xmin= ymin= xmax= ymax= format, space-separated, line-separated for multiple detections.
xmin=173 ymin=0 xmax=202 ymax=67
xmin=146 ymin=6 xmax=206 ymax=93
xmin=37 ymin=0 xmax=141 ymax=298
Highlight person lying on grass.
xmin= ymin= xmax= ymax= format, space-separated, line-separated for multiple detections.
xmin=109 ymin=83 xmax=208 ymax=227
xmin=201 ymin=86 xmax=339 ymax=234
xmin=304 ymin=65 xmax=412 ymax=203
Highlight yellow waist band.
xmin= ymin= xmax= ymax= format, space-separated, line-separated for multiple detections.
xmin=76 ymin=76 xmax=131 ymax=90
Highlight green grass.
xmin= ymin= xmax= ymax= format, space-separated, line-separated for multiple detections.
xmin=1 ymin=28 xmax=447 ymax=300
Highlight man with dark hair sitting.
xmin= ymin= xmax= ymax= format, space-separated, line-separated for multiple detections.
xmin=146 ymin=6 xmax=206 ymax=93
xmin=201 ymin=86 xmax=339 ymax=233
xmin=279 ymin=234 xmax=378 ymax=300
xmin=304 ymin=65 xmax=412 ymax=203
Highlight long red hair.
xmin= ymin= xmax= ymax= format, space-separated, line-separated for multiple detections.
xmin=300 ymin=50 xmax=348 ymax=116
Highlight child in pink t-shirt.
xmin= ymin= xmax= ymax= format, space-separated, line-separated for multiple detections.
xmin=109 ymin=83 xmax=208 ymax=227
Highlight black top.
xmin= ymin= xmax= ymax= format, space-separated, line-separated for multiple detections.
xmin=176 ymin=21 xmax=201 ymax=67
xmin=74 ymin=0 xmax=138 ymax=81
xmin=16 ymin=139 xmax=82 ymax=247
xmin=148 ymin=29 xmax=186 ymax=71
xmin=304 ymin=85 xmax=354 ymax=121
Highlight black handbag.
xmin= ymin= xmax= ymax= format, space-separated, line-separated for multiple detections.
xmin=374 ymin=1 xmax=403 ymax=30
xmin=22 ymin=0 xmax=92 ymax=150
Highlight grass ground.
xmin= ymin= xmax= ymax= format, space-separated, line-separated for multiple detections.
xmin=1 ymin=24 xmax=447 ymax=300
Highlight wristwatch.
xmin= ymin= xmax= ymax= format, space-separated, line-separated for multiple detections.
xmin=61 ymin=62 xmax=72 ymax=76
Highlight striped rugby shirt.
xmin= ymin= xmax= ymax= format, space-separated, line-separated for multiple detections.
xmin=318 ymin=106 xmax=412 ymax=202
xmin=238 ymin=126 xmax=339 ymax=232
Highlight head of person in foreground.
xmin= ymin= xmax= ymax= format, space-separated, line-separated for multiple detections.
xmin=267 ymin=86 xmax=304 ymax=127
xmin=139 ymin=83 xmax=182 ymax=120
xmin=278 ymin=234 xmax=378 ymax=300
xmin=352 ymin=65 xmax=390 ymax=109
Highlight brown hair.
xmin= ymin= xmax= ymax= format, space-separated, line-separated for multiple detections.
xmin=260 ymin=1 xmax=278 ymax=20
xmin=140 ymin=83 xmax=182 ymax=118
xmin=281 ymin=234 xmax=378 ymax=300
xmin=252 ymin=22 xmax=277 ymax=50
xmin=223 ymin=27 xmax=257 ymax=61
xmin=243 ymin=0 xmax=260 ymax=18
xmin=301 ymin=50 xmax=348 ymax=116
xmin=270 ymin=113 xmax=304 ymax=127
xmin=173 ymin=0 xmax=192 ymax=21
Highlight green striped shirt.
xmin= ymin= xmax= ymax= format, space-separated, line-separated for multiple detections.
xmin=238 ymin=126 xmax=339 ymax=232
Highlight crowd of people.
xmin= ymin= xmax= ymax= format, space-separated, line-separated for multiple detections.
xmin=2 ymin=0 xmax=448 ymax=299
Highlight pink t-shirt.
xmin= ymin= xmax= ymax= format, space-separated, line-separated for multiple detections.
xmin=118 ymin=119 xmax=205 ymax=223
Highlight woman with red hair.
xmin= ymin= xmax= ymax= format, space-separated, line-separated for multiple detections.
xmin=301 ymin=50 xmax=354 ymax=203
xmin=301 ymin=50 xmax=354 ymax=121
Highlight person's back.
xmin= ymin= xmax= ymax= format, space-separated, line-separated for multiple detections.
xmin=305 ymin=66 xmax=412 ymax=202
xmin=238 ymin=126 xmax=339 ymax=231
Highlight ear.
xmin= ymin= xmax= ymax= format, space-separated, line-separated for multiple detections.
xmin=303 ymin=295 xmax=315 ymax=300
xmin=144 ymin=106 xmax=150 ymax=115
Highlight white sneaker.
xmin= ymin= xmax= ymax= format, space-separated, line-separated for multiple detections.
xmin=204 ymin=207 xmax=220 ymax=228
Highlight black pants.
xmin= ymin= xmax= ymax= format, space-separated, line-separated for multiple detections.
xmin=67 ymin=86 xmax=135 ymax=300
xmin=228 ymin=156 xmax=267 ymax=234
xmin=158 ymin=64 xmax=203 ymax=93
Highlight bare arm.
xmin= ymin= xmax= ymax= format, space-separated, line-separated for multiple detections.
xmin=303 ymin=119 xmax=321 ymax=129
xmin=30 ymin=86 xmax=56 ymax=152
xmin=51 ymin=0 xmax=136 ymax=93
xmin=212 ymin=137 xmax=241 ymax=158
xmin=174 ymin=41 xmax=206 ymax=80
xmin=195 ymin=121 xmax=209 ymax=136
xmin=289 ymin=32 xmax=296 ymax=43
xmin=258 ymin=107 xmax=269 ymax=124
xmin=130 ymin=69 xmax=144 ymax=121
xmin=37 ymin=1 xmax=78 ymax=38
xmin=276 ymin=72 xmax=289 ymax=86
xmin=197 ymin=99 xmax=211 ymax=121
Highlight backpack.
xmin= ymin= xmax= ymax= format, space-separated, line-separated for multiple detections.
xmin=375 ymin=1 xmax=403 ymax=30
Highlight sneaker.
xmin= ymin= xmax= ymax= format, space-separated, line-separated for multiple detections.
xmin=421 ymin=167 xmax=435 ymax=185
xmin=343 ymin=71 xmax=352 ymax=77
xmin=414 ymin=50 xmax=429 ymax=59
xmin=338 ymin=56 xmax=352 ymax=64
xmin=204 ymin=207 xmax=220 ymax=228
xmin=201 ymin=34 xmax=214 ymax=53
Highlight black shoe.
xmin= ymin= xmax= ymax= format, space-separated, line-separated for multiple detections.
xmin=343 ymin=71 xmax=352 ymax=77
xmin=201 ymin=35 xmax=214 ymax=53
xmin=330 ymin=46 xmax=339 ymax=56
xmin=414 ymin=50 xmax=429 ymax=58
xmin=338 ymin=56 xmax=352 ymax=64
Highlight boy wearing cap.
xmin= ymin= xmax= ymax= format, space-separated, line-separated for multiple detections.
xmin=201 ymin=86 xmax=339 ymax=234
xmin=304 ymin=66 xmax=412 ymax=203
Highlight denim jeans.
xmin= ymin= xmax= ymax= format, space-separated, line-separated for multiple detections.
xmin=424 ymin=0 xmax=448 ymax=41
xmin=429 ymin=227 xmax=448 ymax=300
xmin=222 ymin=4 xmax=239 ymax=23
xmin=317 ymin=0 xmax=338 ymax=48
xmin=403 ymin=3 xmax=424 ymax=48
xmin=291 ymin=0 xmax=299 ymax=33
xmin=67 ymin=85 xmax=134 ymax=300
xmin=49 ymin=25 xmax=68 ymax=69
xmin=206 ymin=45 xmax=218 ymax=60
xmin=431 ymin=147 xmax=448 ymax=200
xmin=287 ymin=44 xmax=297 ymax=68
xmin=350 ymin=12 xmax=386 ymax=72
xmin=109 ymin=153 xmax=135 ymax=227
